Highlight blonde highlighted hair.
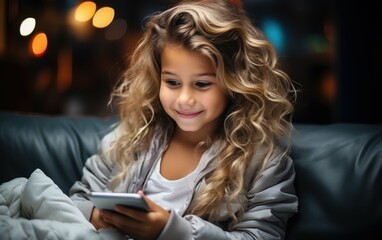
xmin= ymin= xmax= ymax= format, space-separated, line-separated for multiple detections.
xmin=110 ymin=0 xmax=295 ymax=227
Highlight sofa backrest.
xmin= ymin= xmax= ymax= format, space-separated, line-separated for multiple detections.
xmin=287 ymin=124 xmax=382 ymax=240
xmin=0 ymin=112 xmax=381 ymax=240
xmin=0 ymin=112 xmax=116 ymax=194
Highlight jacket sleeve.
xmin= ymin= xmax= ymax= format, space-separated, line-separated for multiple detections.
xmin=69 ymin=128 xmax=119 ymax=221
xmin=156 ymin=152 xmax=298 ymax=240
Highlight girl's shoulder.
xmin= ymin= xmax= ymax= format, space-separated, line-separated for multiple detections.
xmin=246 ymin=143 xmax=290 ymax=175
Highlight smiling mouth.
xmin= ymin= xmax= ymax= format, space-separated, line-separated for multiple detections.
xmin=176 ymin=110 xmax=203 ymax=118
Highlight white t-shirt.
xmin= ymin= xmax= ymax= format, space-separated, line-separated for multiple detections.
xmin=145 ymin=156 xmax=207 ymax=214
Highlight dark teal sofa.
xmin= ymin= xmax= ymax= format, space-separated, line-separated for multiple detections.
xmin=0 ymin=111 xmax=381 ymax=240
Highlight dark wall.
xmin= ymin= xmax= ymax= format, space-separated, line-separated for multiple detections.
xmin=0 ymin=0 xmax=381 ymax=124
xmin=334 ymin=0 xmax=381 ymax=124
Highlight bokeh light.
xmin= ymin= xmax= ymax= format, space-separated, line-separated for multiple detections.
xmin=20 ymin=17 xmax=36 ymax=36
xmin=92 ymin=7 xmax=114 ymax=28
xmin=30 ymin=32 xmax=48 ymax=57
xmin=67 ymin=7 xmax=94 ymax=40
xmin=262 ymin=19 xmax=284 ymax=55
xmin=74 ymin=1 xmax=96 ymax=22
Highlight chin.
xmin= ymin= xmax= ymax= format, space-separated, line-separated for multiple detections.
xmin=178 ymin=126 xmax=200 ymax=132
xmin=176 ymin=123 xmax=201 ymax=133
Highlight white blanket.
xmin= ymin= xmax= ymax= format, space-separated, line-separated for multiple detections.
xmin=0 ymin=169 xmax=126 ymax=240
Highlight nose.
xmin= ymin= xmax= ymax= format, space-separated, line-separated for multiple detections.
xmin=177 ymin=87 xmax=196 ymax=106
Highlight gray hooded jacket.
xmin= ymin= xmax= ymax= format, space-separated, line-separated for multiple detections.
xmin=70 ymin=126 xmax=298 ymax=240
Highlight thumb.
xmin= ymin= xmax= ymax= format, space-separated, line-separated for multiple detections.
xmin=137 ymin=190 xmax=160 ymax=212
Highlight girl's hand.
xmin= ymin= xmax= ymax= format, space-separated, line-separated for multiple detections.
xmin=90 ymin=207 xmax=114 ymax=230
xmin=100 ymin=190 xmax=170 ymax=240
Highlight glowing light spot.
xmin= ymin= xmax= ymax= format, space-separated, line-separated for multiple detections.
xmin=67 ymin=8 xmax=94 ymax=40
xmin=92 ymin=7 xmax=114 ymax=28
xmin=74 ymin=1 xmax=96 ymax=22
xmin=20 ymin=17 xmax=36 ymax=36
xmin=262 ymin=19 xmax=284 ymax=54
xmin=31 ymin=32 xmax=48 ymax=57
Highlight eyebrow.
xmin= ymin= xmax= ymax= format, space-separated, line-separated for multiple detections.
xmin=161 ymin=70 xmax=216 ymax=77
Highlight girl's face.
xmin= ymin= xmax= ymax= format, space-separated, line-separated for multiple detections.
xmin=159 ymin=44 xmax=227 ymax=138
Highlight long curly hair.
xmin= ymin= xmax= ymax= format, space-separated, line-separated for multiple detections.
xmin=109 ymin=0 xmax=295 ymax=226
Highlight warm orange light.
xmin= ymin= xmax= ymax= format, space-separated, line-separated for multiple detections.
xmin=92 ymin=7 xmax=114 ymax=28
xmin=67 ymin=8 xmax=94 ymax=40
xmin=31 ymin=32 xmax=48 ymax=57
xmin=74 ymin=1 xmax=96 ymax=22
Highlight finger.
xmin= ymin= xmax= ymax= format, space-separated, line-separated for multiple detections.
xmin=137 ymin=190 xmax=158 ymax=212
xmin=114 ymin=205 xmax=147 ymax=222
xmin=93 ymin=209 xmax=114 ymax=229
xmin=101 ymin=210 xmax=143 ymax=233
xmin=99 ymin=217 xmax=114 ymax=229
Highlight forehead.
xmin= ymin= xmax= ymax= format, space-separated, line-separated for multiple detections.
xmin=160 ymin=44 xmax=215 ymax=74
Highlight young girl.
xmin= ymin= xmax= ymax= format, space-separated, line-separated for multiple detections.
xmin=70 ymin=0 xmax=298 ymax=239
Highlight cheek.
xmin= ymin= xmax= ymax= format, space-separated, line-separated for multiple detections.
xmin=159 ymin=89 xmax=165 ymax=107
xmin=159 ymin=86 xmax=171 ymax=109
xmin=207 ymin=92 xmax=227 ymax=113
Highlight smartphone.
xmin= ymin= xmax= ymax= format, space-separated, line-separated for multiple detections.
xmin=88 ymin=192 xmax=150 ymax=212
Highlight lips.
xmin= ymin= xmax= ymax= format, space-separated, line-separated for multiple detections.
xmin=176 ymin=110 xmax=203 ymax=118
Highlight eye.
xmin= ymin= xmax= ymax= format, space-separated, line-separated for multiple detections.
xmin=195 ymin=81 xmax=212 ymax=89
xmin=165 ymin=80 xmax=180 ymax=88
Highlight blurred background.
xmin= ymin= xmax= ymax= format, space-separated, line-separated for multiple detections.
xmin=0 ymin=0 xmax=381 ymax=124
